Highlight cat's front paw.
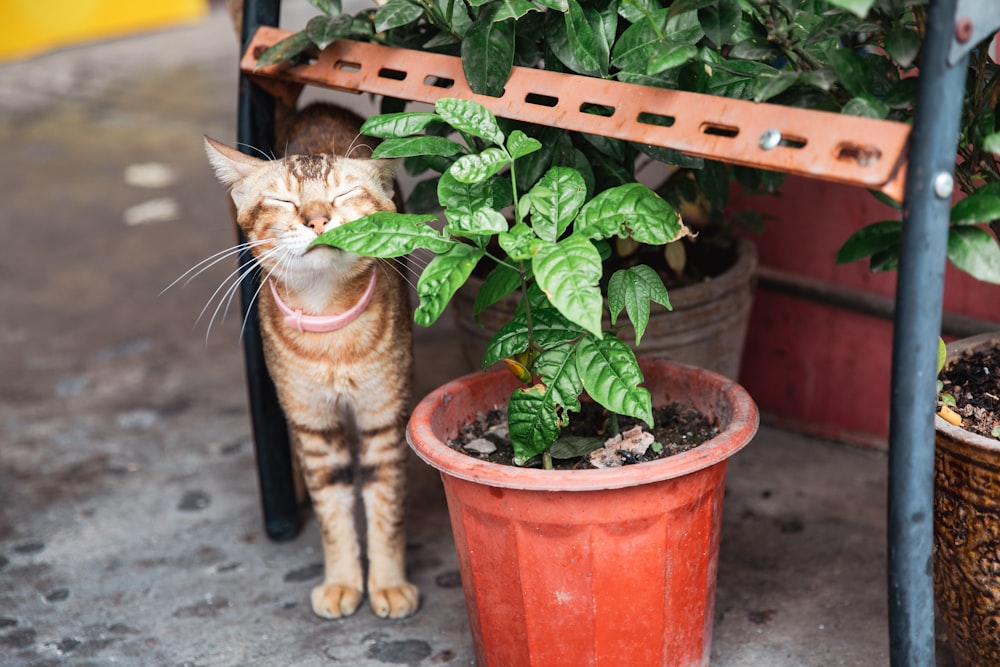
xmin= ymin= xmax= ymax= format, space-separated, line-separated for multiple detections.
xmin=311 ymin=584 xmax=363 ymax=619
xmin=369 ymin=583 xmax=420 ymax=619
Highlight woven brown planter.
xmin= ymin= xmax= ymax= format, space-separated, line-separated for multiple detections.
xmin=934 ymin=332 xmax=1000 ymax=667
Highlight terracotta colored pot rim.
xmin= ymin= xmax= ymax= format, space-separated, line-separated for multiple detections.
xmin=407 ymin=358 xmax=759 ymax=492
xmin=935 ymin=332 xmax=1000 ymax=450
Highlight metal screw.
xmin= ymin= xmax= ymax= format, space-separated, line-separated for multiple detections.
xmin=759 ymin=128 xmax=782 ymax=151
xmin=933 ymin=172 xmax=954 ymax=199
xmin=955 ymin=18 xmax=973 ymax=43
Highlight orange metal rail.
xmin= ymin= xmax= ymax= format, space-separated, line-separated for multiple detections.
xmin=242 ymin=26 xmax=911 ymax=201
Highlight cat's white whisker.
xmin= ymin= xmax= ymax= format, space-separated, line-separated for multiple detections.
xmin=162 ymin=239 xmax=272 ymax=295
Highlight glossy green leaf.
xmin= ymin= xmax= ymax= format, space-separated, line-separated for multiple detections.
xmin=371 ymin=136 xmax=465 ymax=159
xmin=308 ymin=0 xmax=339 ymax=15
xmin=361 ymin=112 xmax=441 ymax=138
xmin=483 ymin=308 xmax=583 ymax=368
xmin=981 ymin=132 xmax=1000 ymax=155
xmin=438 ymin=170 xmax=494 ymax=216
xmin=306 ymin=14 xmax=353 ymax=50
xmin=752 ymin=71 xmax=800 ymax=102
xmin=947 ymin=226 xmax=1000 ymax=284
xmin=951 ymin=183 xmax=1000 ymax=225
xmin=607 ymin=265 xmax=671 ymax=345
xmin=506 ymin=130 xmax=543 ymax=160
xmin=450 ymin=147 xmax=511 ymax=184
xmin=473 ymin=263 xmax=522 ymax=316
xmin=311 ymin=212 xmax=451 ymax=256
xmin=842 ymin=95 xmax=890 ymax=119
xmin=493 ymin=0 xmax=540 ymax=21
xmin=829 ymin=48 xmax=869 ymax=98
xmin=255 ymin=31 xmax=312 ymax=69
xmin=575 ymin=183 xmax=686 ymax=245
xmin=824 ymin=0 xmax=876 ymax=18
xmin=461 ymin=5 xmax=515 ymax=97
xmin=698 ymin=0 xmax=741 ymax=46
xmin=374 ymin=0 xmax=425 ymax=32
xmin=564 ymin=0 xmax=606 ymax=76
xmin=835 ymin=220 xmax=901 ymax=264
xmin=435 ymin=98 xmax=505 ymax=146
xmin=533 ymin=236 xmax=604 ymax=336
xmin=575 ymin=335 xmax=653 ymax=426
xmin=535 ymin=343 xmax=583 ymax=412
xmin=508 ymin=386 xmax=562 ymax=463
xmin=522 ymin=167 xmax=587 ymax=242
xmin=415 ymin=244 xmax=486 ymax=326
xmin=647 ymin=44 xmax=698 ymax=75
xmin=884 ymin=27 xmax=920 ymax=69
xmin=499 ymin=222 xmax=541 ymax=261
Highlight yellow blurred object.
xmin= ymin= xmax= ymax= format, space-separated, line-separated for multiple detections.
xmin=0 ymin=0 xmax=209 ymax=61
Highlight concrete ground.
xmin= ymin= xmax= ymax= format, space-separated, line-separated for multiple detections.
xmin=0 ymin=3 xmax=949 ymax=665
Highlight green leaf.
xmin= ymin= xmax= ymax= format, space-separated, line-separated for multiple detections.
xmin=311 ymin=211 xmax=451 ymax=256
xmin=499 ymin=221 xmax=541 ymax=261
xmin=884 ymin=27 xmax=920 ymax=69
xmin=937 ymin=337 xmax=947 ymax=375
xmin=474 ymin=263 xmax=522 ymax=316
xmin=533 ymin=237 xmax=604 ymax=336
xmin=549 ymin=435 xmax=604 ymax=460
xmin=981 ymin=132 xmax=1000 ymax=155
xmin=647 ymin=44 xmax=698 ymax=75
xmin=522 ymin=167 xmax=587 ymax=242
xmin=305 ymin=14 xmax=353 ymax=50
xmin=607 ymin=265 xmax=671 ymax=345
xmin=828 ymin=48 xmax=870 ymax=98
xmin=563 ymin=0 xmax=605 ymax=76
xmin=835 ymin=220 xmax=901 ymax=264
xmin=461 ymin=5 xmax=515 ymax=98
xmin=951 ymin=183 xmax=1000 ymax=225
xmin=255 ymin=31 xmax=312 ymax=69
xmin=535 ymin=343 xmax=583 ymax=412
xmin=308 ymin=0 xmax=339 ymax=15
xmin=450 ymin=147 xmax=511 ymax=184
xmin=947 ymin=226 xmax=1000 ymax=284
xmin=374 ymin=0 xmax=425 ymax=32
xmin=435 ymin=98 xmax=505 ymax=146
xmin=483 ymin=308 xmax=583 ymax=368
xmin=823 ymin=0 xmax=876 ymax=18
xmin=508 ymin=386 xmax=562 ymax=463
xmin=360 ymin=112 xmax=441 ymax=138
xmin=371 ymin=136 xmax=465 ymax=159
xmin=494 ymin=0 xmax=540 ymax=21
xmin=575 ymin=335 xmax=653 ymax=426
xmin=842 ymin=95 xmax=889 ymax=119
xmin=415 ymin=244 xmax=486 ymax=326
xmin=507 ymin=130 xmax=543 ymax=160
xmin=752 ymin=71 xmax=800 ymax=103
xmin=694 ymin=160 xmax=729 ymax=214
xmin=576 ymin=183 xmax=687 ymax=245
xmin=698 ymin=0 xmax=741 ymax=46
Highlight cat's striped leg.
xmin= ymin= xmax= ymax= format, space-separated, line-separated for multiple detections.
xmin=292 ymin=425 xmax=365 ymax=619
xmin=358 ymin=407 xmax=420 ymax=619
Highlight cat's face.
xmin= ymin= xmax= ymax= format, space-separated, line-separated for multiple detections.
xmin=204 ymin=137 xmax=396 ymax=277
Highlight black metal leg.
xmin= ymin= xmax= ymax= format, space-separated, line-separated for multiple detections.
xmin=237 ymin=0 xmax=300 ymax=542
xmin=887 ymin=0 xmax=969 ymax=662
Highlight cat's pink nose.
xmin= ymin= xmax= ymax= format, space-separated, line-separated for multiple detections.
xmin=304 ymin=216 xmax=329 ymax=234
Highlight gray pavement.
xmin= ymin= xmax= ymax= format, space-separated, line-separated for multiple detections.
xmin=0 ymin=3 xmax=924 ymax=665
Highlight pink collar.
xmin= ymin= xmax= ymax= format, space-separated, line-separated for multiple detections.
xmin=268 ymin=267 xmax=377 ymax=333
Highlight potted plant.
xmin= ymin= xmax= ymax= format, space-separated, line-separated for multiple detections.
xmin=934 ymin=332 xmax=1000 ymax=667
xmin=310 ymin=96 xmax=759 ymax=665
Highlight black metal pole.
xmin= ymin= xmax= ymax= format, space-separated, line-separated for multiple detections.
xmin=888 ymin=0 xmax=968 ymax=662
xmin=237 ymin=0 xmax=300 ymax=542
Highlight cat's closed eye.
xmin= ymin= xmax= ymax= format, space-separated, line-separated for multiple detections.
xmin=332 ymin=187 xmax=364 ymax=206
xmin=264 ymin=196 xmax=297 ymax=210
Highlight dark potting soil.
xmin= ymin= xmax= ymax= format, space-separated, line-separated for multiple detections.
xmin=939 ymin=347 xmax=1000 ymax=440
xmin=448 ymin=401 xmax=719 ymax=470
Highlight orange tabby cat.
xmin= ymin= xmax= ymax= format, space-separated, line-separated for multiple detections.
xmin=203 ymin=103 xmax=418 ymax=619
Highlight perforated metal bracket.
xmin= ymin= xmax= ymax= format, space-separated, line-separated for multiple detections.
xmin=242 ymin=26 xmax=911 ymax=202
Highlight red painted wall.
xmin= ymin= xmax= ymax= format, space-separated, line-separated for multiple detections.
xmin=733 ymin=176 xmax=1000 ymax=447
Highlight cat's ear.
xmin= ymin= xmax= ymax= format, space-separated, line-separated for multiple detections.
xmin=369 ymin=158 xmax=399 ymax=200
xmin=203 ymin=136 xmax=266 ymax=185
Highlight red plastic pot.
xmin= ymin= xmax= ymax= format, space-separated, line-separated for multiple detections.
xmin=407 ymin=359 xmax=759 ymax=666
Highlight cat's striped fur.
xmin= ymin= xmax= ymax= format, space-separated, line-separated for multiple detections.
xmin=204 ymin=103 xmax=418 ymax=619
